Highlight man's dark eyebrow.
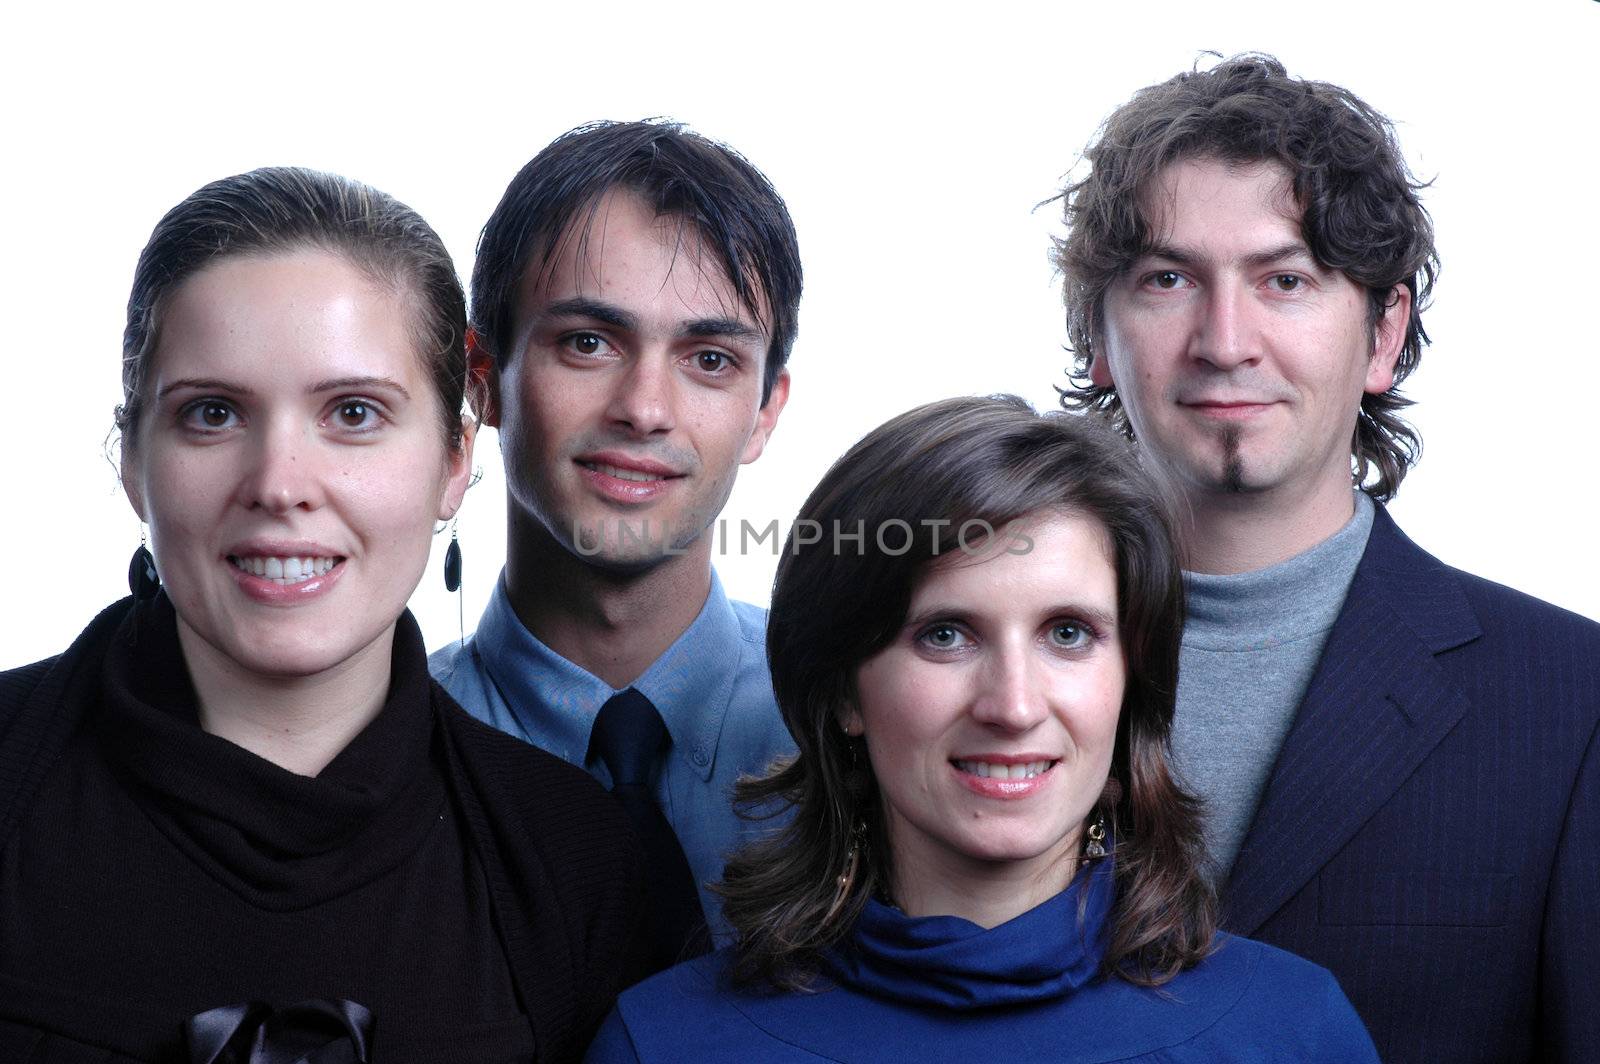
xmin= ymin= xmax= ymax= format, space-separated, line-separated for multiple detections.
xmin=1241 ymin=242 xmax=1318 ymax=270
xmin=536 ymin=298 xmax=762 ymax=346
xmin=1138 ymin=243 xmax=1200 ymax=269
xmin=679 ymin=317 xmax=765 ymax=345
xmin=1139 ymin=241 xmax=1316 ymax=271
xmin=537 ymin=297 xmax=638 ymax=332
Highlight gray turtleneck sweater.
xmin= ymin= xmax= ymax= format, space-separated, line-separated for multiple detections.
xmin=1170 ymin=492 xmax=1375 ymax=881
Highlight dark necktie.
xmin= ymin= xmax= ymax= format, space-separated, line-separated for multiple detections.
xmin=591 ymin=688 xmax=710 ymax=973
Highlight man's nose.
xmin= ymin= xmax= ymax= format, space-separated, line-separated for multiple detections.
xmin=1190 ymin=283 xmax=1261 ymax=371
xmin=606 ymin=353 xmax=677 ymax=437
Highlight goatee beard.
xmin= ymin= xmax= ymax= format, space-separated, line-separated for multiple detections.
xmin=1222 ymin=427 xmax=1246 ymax=494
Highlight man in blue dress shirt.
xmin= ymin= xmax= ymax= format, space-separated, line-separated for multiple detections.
xmin=431 ymin=120 xmax=801 ymax=949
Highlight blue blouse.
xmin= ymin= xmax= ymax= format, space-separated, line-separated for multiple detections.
xmin=585 ymin=858 xmax=1379 ymax=1063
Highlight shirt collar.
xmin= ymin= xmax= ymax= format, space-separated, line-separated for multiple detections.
xmin=472 ymin=570 xmax=743 ymax=781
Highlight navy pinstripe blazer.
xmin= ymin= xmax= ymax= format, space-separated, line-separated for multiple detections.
xmin=1220 ymin=507 xmax=1600 ymax=1063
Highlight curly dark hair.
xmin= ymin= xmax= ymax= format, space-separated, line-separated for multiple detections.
xmin=719 ymin=396 xmax=1215 ymax=992
xmin=1053 ymin=54 xmax=1439 ymax=501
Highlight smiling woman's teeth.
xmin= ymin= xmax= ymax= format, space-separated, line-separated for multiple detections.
xmin=229 ymin=556 xmax=337 ymax=585
xmin=954 ymin=760 xmax=1055 ymax=780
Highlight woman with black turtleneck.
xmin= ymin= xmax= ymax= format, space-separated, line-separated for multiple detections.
xmin=0 ymin=168 xmax=639 ymax=1063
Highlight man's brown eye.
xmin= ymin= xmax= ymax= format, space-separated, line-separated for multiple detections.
xmin=1154 ymin=272 xmax=1181 ymax=289
xmin=698 ymin=352 xmax=728 ymax=372
xmin=573 ymin=334 xmax=601 ymax=355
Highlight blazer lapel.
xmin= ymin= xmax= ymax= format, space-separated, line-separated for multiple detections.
xmin=1221 ymin=509 xmax=1481 ymax=935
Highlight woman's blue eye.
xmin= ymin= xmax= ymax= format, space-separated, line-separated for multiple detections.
xmin=921 ymin=624 xmax=963 ymax=650
xmin=1051 ymin=623 xmax=1088 ymax=648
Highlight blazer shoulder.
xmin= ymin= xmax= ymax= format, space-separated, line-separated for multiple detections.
xmin=1450 ymin=564 xmax=1600 ymax=646
xmin=1430 ymin=558 xmax=1600 ymax=694
xmin=1365 ymin=511 xmax=1600 ymax=670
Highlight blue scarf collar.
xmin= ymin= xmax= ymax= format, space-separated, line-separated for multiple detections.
xmin=822 ymin=857 xmax=1114 ymax=1010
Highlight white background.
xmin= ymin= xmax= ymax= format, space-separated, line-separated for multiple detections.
xmin=2 ymin=0 xmax=1595 ymax=667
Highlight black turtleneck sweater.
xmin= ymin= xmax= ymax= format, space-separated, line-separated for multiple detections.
xmin=0 ymin=596 xmax=641 ymax=1063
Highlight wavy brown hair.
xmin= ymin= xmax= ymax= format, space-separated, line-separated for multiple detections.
xmin=719 ymin=395 xmax=1215 ymax=991
xmin=1053 ymin=53 xmax=1439 ymax=501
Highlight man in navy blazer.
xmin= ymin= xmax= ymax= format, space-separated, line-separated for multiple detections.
xmin=1053 ymin=55 xmax=1599 ymax=1062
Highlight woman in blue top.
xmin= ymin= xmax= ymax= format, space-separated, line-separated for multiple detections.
xmin=585 ymin=395 xmax=1378 ymax=1063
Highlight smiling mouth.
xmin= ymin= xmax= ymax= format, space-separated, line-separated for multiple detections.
xmin=952 ymin=759 xmax=1058 ymax=780
xmin=579 ymin=461 xmax=673 ymax=483
xmin=228 ymin=555 xmax=342 ymax=586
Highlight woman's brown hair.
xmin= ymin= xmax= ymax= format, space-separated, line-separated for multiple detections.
xmin=719 ymin=395 xmax=1215 ymax=990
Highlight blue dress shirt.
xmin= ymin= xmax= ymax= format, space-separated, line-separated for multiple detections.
xmin=429 ymin=570 xmax=795 ymax=936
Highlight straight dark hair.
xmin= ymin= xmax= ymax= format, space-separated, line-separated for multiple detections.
xmin=1053 ymin=53 xmax=1439 ymax=501
xmin=720 ymin=395 xmax=1215 ymax=990
xmin=117 ymin=167 xmax=467 ymax=449
xmin=470 ymin=119 xmax=801 ymax=405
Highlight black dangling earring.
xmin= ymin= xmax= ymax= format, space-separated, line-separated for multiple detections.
xmin=443 ymin=522 xmax=462 ymax=592
xmin=128 ymin=531 xmax=160 ymax=603
xmin=443 ymin=520 xmax=464 ymax=645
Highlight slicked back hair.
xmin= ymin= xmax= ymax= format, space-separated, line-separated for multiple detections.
xmin=1053 ymin=54 xmax=1439 ymax=501
xmin=719 ymin=395 xmax=1216 ymax=991
xmin=470 ymin=120 xmax=802 ymax=406
xmin=118 ymin=166 xmax=467 ymax=449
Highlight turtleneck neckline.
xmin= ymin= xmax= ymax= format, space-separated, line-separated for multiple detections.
xmin=93 ymin=594 xmax=446 ymax=911
xmin=1182 ymin=492 xmax=1375 ymax=652
xmin=823 ymin=855 xmax=1115 ymax=1010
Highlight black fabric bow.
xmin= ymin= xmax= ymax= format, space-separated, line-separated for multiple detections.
xmin=185 ymin=1000 xmax=373 ymax=1064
